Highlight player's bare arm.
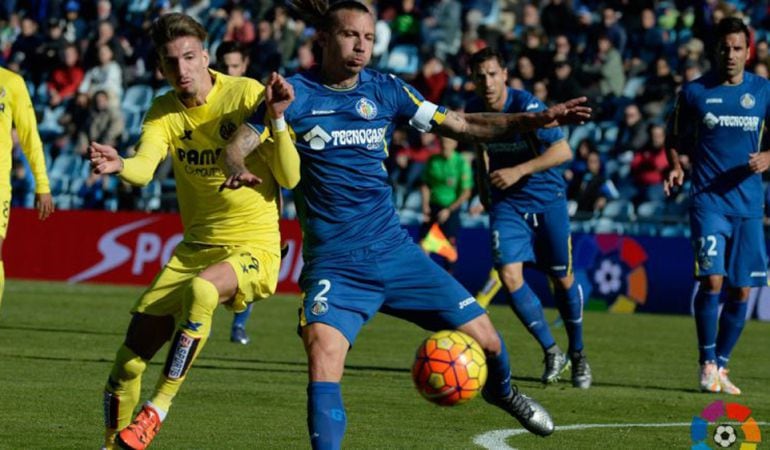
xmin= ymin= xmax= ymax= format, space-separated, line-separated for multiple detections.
xmin=35 ymin=193 xmax=54 ymax=220
xmin=221 ymin=72 xmax=296 ymax=191
xmin=748 ymin=151 xmax=770 ymax=173
xmin=663 ymin=146 xmax=685 ymax=197
xmin=434 ymin=97 xmax=591 ymax=143
xmin=489 ymin=139 xmax=573 ymax=190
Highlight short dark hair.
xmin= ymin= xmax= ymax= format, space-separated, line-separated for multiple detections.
xmin=290 ymin=0 xmax=371 ymax=32
xmin=216 ymin=41 xmax=248 ymax=63
xmin=716 ymin=17 xmax=750 ymax=45
xmin=469 ymin=48 xmax=507 ymax=74
xmin=150 ymin=13 xmax=207 ymax=51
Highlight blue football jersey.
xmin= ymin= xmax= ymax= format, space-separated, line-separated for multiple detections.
xmin=668 ymin=71 xmax=770 ymax=218
xmin=466 ymin=87 xmax=567 ymax=212
xmin=247 ymin=69 xmax=448 ymax=258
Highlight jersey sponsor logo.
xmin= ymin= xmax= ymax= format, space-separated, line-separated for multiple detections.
xmin=176 ymin=148 xmax=224 ymax=177
xmin=740 ymin=93 xmax=756 ymax=109
xmin=458 ymin=297 xmax=476 ymax=309
xmin=180 ymin=129 xmax=193 ymax=140
xmin=705 ymin=98 xmax=723 ymax=104
xmin=702 ymin=112 xmax=759 ymax=131
xmin=302 ymin=125 xmax=387 ymax=151
xmin=219 ymin=119 xmax=236 ymax=140
xmin=355 ymin=97 xmax=378 ymax=120
xmin=526 ymin=101 xmax=540 ymax=111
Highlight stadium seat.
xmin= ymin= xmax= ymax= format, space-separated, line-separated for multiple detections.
xmin=601 ymin=199 xmax=634 ymax=221
xmin=636 ymin=200 xmax=663 ymax=218
xmin=122 ymin=84 xmax=154 ymax=113
xmin=384 ymin=45 xmax=420 ymax=76
xmin=402 ymin=190 xmax=423 ymax=212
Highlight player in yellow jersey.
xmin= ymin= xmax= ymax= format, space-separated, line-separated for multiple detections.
xmin=88 ymin=13 xmax=300 ymax=450
xmin=0 ymin=66 xmax=54 ymax=312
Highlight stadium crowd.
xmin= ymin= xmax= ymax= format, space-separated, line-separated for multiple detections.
xmin=3 ymin=0 xmax=770 ymax=236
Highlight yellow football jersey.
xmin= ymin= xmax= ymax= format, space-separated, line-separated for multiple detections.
xmin=0 ymin=66 xmax=50 ymax=193
xmin=120 ymin=70 xmax=287 ymax=252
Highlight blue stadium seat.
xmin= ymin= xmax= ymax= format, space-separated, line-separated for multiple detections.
xmin=601 ymin=199 xmax=634 ymax=221
xmin=122 ymin=84 xmax=154 ymax=113
xmin=384 ymin=45 xmax=420 ymax=76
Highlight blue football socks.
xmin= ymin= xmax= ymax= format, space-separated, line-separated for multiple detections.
xmin=509 ymin=283 xmax=556 ymax=351
xmin=716 ymin=299 xmax=748 ymax=369
xmin=554 ymin=281 xmax=584 ymax=354
xmin=694 ymin=289 xmax=720 ymax=364
xmin=308 ymin=381 xmax=346 ymax=450
xmin=483 ymin=332 xmax=513 ymax=399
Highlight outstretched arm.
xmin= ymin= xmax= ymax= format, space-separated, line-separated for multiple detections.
xmin=434 ymin=97 xmax=591 ymax=143
xmin=221 ymin=73 xmax=300 ymax=190
xmin=489 ymin=139 xmax=572 ymax=190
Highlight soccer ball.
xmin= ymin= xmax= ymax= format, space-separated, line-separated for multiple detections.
xmin=713 ymin=424 xmax=737 ymax=448
xmin=411 ymin=330 xmax=488 ymax=406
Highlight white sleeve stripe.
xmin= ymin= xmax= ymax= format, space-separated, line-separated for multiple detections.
xmin=409 ymin=101 xmax=439 ymax=132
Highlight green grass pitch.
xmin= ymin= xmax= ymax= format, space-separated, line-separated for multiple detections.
xmin=0 ymin=280 xmax=768 ymax=449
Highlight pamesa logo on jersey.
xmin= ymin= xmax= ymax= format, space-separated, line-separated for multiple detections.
xmin=356 ymin=97 xmax=378 ymax=120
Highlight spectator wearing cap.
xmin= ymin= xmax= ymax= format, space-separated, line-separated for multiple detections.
xmin=62 ymin=1 xmax=87 ymax=44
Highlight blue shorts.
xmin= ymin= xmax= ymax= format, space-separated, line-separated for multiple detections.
xmin=490 ymin=201 xmax=573 ymax=278
xmin=690 ymin=209 xmax=768 ymax=287
xmin=298 ymin=234 xmax=486 ymax=345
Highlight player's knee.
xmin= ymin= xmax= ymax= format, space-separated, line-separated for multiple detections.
xmin=477 ymin=331 xmax=502 ymax=356
xmin=304 ymin=326 xmax=348 ymax=380
xmin=113 ymin=346 xmax=147 ymax=381
xmin=728 ymin=287 xmax=751 ymax=301
xmin=499 ymin=266 xmax=524 ymax=291
xmin=555 ymin=274 xmax=574 ymax=291
xmin=699 ymin=275 xmax=724 ymax=294
xmin=187 ymin=277 xmax=220 ymax=316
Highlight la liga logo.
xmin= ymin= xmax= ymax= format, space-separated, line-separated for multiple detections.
xmin=691 ymin=400 xmax=761 ymax=449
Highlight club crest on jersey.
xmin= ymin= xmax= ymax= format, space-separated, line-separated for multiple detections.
xmin=356 ymin=98 xmax=377 ymax=120
xmin=219 ymin=119 xmax=236 ymax=140
xmin=740 ymin=93 xmax=756 ymax=109
xmin=310 ymin=300 xmax=328 ymax=316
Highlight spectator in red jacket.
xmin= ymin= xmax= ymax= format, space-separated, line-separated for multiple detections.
xmin=630 ymin=123 xmax=668 ymax=205
xmin=47 ymin=43 xmax=84 ymax=106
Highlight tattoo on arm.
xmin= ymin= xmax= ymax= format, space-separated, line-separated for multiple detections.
xmin=436 ymin=111 xmax=541 ymax=142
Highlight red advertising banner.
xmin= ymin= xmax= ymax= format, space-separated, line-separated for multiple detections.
xmin=4 ymin=208 xmax=303 ymax=293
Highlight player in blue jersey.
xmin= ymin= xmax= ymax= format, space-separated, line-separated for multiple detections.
xmin=221 ymin=2 xmax=590 ymax=448
xmin=665 ymin=17 xmax=770 ymax=395
xmin=468 ymin=48 xmax=591 ymax=389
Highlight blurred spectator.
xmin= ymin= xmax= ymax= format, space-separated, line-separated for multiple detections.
xmin=10 ymin=158 xmax=33 ymax=207
xmin=272 ymin=5 xmax=298 ymax=68
xmin=568 ymin=150 xmax=618 ymax=215
xmin=420 ymin=136 xmax=472 ymax=271
xmin=754 ymin=61 xmax=769 ymax=78
xmin=47 ymin=43 xmax=84 ymax=106
xmin=521 ymin=26 xmax=550 ymax=79
xmin=541 ymin=0 xmax=575 ymax=38
xmin=630 ymin=123 xmax=668 ymax=205
xmin=391 ymin=131 xmax=440 ymax=207
xmin=412 ymin=56 xmax=449 ymax=104
xmin=564 ymin=138 xmax=596 ymax=184
xmin=598 ymin=6 xmax=627 ymax=57
xmin=9 ymin=16 xmax=42 ymax=81
xmin=38 ymin=18 xmax=68 ymax=71
xmin=614 ymin=103 xmax=647 ymax=154
xmin=78 ymin=43 xmax=123 ymax=103
xmin=223 ymin=7 xmax=255 ymax=44
xmin=216 ymin=40 xmax=249 ymax=77
xmin=77 ymin=171 xmax=108 ymax=209
xmin=581 ymin=34 xmax=625 ymax=100
xmin=84 ymin=20 xmax=125 ymax=68
xmin=638 ymin=57 xmax=678 ymax=118
xmin=512 ymin=54 xmax=537 ymax=92
xmin=549 ymin=59 xmax=581 ymax=103
xmin=391 ymin=0 xmax=421 ymax=46
xmin=551 ymin=34 xmax=579 ymax=69
xmin=420 ymin=0 xmax=461 ymax=61
xmin=78 ymin=90 xmax=124 ymax=150
xmin=62 ymin=1 xmax=87 ymax=45
xmin=248 ymin=19 xmax=280 ymax=82
xmin=627 ymin=8 xmax=664 ymax=72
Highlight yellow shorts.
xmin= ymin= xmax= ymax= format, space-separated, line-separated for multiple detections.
xmin=132 ymin=242 xmax=280 ymax=318
xmin=0 ymin=188 xmax=10 ymax=239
